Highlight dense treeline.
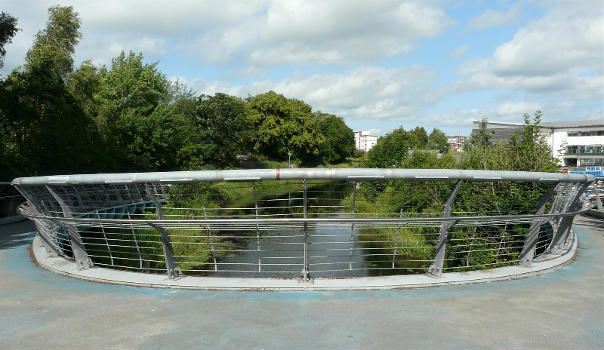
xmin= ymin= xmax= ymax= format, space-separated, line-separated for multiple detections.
xmin=0 ymin=7 xmax=356 ymax=180
xmin=365 ymin=113 xmax=557 ymax=172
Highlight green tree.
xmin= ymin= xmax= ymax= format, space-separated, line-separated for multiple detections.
xmin=181 ymin=93 xmax=251 ymax=166
xmin=508 ymin=111 xmax=558 ymax=172
xmin=428 ymin=128 xmax=448 ymax=153
xmin=401 ymin=150 xmax=456 ymax=169
xmin=467 ymin=117 xmax=492 ymax=148
xmin=461 ymin=112 xmax=558 ymax=172
xmin=0 ymin=6 xmax=106 ymax=178
xmin=247 ymin=91 xmax=325 ymax=164
xmin=93 ymin=51 xmax=187 ymax=171
xmin=25 ymin=6 xmax=81 ymax=80
xmin=366 ymin=127 xmax=411 ymax=168
xmin=408 ymin=126 xmax=428 ymax=149
xmin=0 ymin=12 xmax=19 ymax=69
xmin=66 ymin=60 xmax=99 ymax=118
xmin=314 ymin=111 xmax=355 ymax=164
xmin=96 ymin=51 xmax=168 ymax=128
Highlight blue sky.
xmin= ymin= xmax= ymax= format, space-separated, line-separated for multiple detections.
xmin=2 ymin=0 xmax=603 ymax=136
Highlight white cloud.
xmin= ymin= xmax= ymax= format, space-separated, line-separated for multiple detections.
xmin=458 ymin=1 xmax=604 ymax=100
xmin=366 ymin=128 xmax=384 ymax=137
xmin=64 ymin=0 xmax=266 ymax=35
xmin=494 ymin=101 xmax=542 ymax=118
xmin=249 ymin=1 xmax=453 ymax=65
xmin=425 ymin=99 xmax=602 ymax=131
xmin=468 ymin=4 xmax=521 ymax=30
xmin=448 ymin=44 xmax=469 ymax=59
xmin=1 ymin=0 xmax=453 ymax=73
xmin=179 ymin=66 xmax=440 ymax=120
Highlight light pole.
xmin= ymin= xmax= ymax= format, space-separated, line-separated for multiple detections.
xmin=287 ymin=150 xmax=292 ymax=168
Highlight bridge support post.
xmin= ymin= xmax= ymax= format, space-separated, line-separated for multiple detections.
xmin=201 ymin=204 xmax=218 ymax=272
xmin=146 ymin=185 xmax=181 ymax=279
xmin=427 ymin=180 xmax=462 ymax=278
xmin=549 ymin=183 xmax=587 ymax=254
xmin=15 ymin=186 xmax=62 ymax=258
xmin=31 ymin=218 xmax=59 ymax=258
xmin=252 ymin=183 xmax=262 ymax=272
xmin=349 ymin=181 xmax=358 ymax=270
xmin=301 ymin=179 xmax=310 ymax=281
xmin=519 ymin=185 xmax=557 ymax=266
xmin=45 ymin=186 xmax=92 ymax=270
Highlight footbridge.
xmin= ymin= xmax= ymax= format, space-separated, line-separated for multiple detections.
xmin=10 ymin=168 xmax=595 ymax=289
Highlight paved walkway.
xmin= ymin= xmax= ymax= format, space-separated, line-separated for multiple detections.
xmin=1 ymin=216 xmax=602 ymax=349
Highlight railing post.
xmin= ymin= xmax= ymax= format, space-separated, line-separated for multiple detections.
xmin=146 ymin=185 xmax=181 ymax=279
xmin=301 ymin=179 xmax=310 ymax=281
xmin=349 ymin=181 xmax=358 ymax=270
xmin=15 ymin=186 xmax=61 ymax=257
xmin=201 ymin=204 xmax=218 ymax=272
xmin=125 ymin=211 xmax=143 ymax=270
xmin=45 ymin=186 xmax=92 ymax=270
xmin=392 ymin=207 xmax=403 ymax=269
xmin=252 ymin=183 xmax=262 ymax=272
xmin=519 ymin=185 xmax=557 ymax=266
xmin=549 ymin=183 xmax=587 ymax=253
xmin=596 ymin=183 xmax=603 ymax=211
xmin=30 ymin=218 xmax=59 ymax=258
xmin=96 ymin=212 xmax=114 ymax=266
xmin=427 ymin=180 xmax=463 ymax=277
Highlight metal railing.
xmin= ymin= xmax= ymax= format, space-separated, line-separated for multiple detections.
xmin=12 ymin=169 xmax=594 ymax=280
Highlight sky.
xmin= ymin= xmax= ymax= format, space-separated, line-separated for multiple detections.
xmin=1 ymin=0 xmax=603 ymax=136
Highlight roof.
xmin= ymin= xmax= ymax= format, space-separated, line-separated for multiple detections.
xmin=472 ymin=119 xmax=603 ymax=129
xmin=540 ymin=120 xmax=603 ymax=129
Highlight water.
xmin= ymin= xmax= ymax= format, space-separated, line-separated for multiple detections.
xmin=212 ymin=181 xmax=372 ymax=278
xmin=214 ymin=221 xmax=370 ymax=278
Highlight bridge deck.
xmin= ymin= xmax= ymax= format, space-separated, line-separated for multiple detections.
xmin=0 ymin=216 xmax=602 ymax=349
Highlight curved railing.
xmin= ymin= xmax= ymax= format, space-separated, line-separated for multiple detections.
xmin=12 ymin=169 xmax=593 ymax=280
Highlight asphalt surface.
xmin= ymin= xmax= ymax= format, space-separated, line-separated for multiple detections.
xmin=0 ymin=216 xmax=602 ymax=349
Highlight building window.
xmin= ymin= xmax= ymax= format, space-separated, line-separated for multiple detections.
xmin=567 ymin=130 xmax=604 ymax=137
xmin=579 ymin=158 xmax=604 ymax=166
xmin=566 ymin=145 xmax=604 ymax=155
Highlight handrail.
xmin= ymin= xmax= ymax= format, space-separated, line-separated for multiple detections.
xmin=12 ymin=168 xmax=594 ymax=185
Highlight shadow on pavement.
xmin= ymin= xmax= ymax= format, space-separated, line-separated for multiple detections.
xmin=0 ymin=220 xmax=35 ymax=250
xmin=577 ymin=214 xmax=604 ymax=231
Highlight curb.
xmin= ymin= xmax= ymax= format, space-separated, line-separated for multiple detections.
xmin=31 ymin=230 xmax=578 ymax=291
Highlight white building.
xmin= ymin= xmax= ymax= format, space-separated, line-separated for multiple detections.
xmin=540 ymin=120 xmax=604 ymax=167
xmin=354 ymin=131 xmax=378 ymax=152
xmin=471 ymin=120 xmax=604 ymax=167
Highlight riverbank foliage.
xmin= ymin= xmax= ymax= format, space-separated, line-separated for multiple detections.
xmin=353 ymin=113 xmax=559 ymax=272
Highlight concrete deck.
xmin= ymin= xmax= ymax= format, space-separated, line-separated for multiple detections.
xmin=1 ymin=216 xmax=602 ymax=349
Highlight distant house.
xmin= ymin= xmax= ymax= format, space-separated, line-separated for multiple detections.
xmin=354 ymin=131 xmax=378 ymax=152
xmin=447 ymin=135 xmax=466 ymax=152
xmin=471 ymin=120 xmax=604 ymax=167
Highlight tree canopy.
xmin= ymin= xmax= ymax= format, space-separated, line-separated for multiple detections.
xmin=0 ymin=12 xmax=19 ymax=69
xmin=428 ymin=128 xmax=448 ymax=153
xmin=366 ymin=127 xmax=412 ymax=168
xmin=180 ymin=93 xmax=251 ymax=167
xmin=461 ymin=112 xmax=558 ymax=172
xmin=314 ymin=111 xmax=355 ymax=164
xmin=247 ymin=91 xmax=325 ymax=165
